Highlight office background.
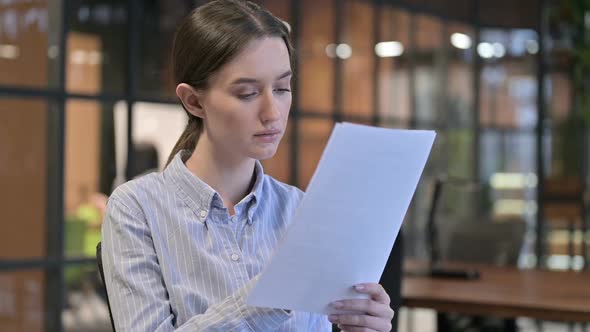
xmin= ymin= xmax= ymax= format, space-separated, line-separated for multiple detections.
xmin=0 ymin=0 xmax=588 ymax=331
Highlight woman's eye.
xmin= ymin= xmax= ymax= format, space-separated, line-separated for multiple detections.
xmin=238 ymin=92 xmax=257 ymax=100
xmin=274 ymin=88 xmax=291 ymax=94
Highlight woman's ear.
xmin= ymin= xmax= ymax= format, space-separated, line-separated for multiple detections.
xmin=176 ymin=83 xmax=206 ymax=119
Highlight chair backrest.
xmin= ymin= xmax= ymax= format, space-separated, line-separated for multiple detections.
xmin=442 ymin=219 xmax=526 ymax=266
xmin=97 ymin=242 xmax=116 ymax=331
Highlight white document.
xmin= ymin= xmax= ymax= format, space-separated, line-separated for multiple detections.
xmin=246 ymin=122 xmax=436 ymax=314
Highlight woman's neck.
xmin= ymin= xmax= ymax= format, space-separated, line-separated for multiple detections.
xmin=184 ymin=134 xmax=256 ymax=215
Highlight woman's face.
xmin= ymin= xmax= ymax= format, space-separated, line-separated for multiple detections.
xmin=198 ymin=37 xmax=292 ymax=162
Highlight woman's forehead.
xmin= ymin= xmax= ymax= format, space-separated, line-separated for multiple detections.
xmin=213 ymin=37 xmax=291 ymax=86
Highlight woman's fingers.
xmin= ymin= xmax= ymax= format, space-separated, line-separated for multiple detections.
xmin=353 ymin=283 xmax=390 ymax=305
xmin=330 ymin=298 xmax=394 ymax=319
xmin=337 ymin=325 xmax=378 ymax=332
xmin=329 ymin=313 xmax=391 ymax=331
xmin=329 ymin=282 xmax=395 ymax=332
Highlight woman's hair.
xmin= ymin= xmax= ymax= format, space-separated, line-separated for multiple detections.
xmin=166 ymin=0 xmax=293 ymax=166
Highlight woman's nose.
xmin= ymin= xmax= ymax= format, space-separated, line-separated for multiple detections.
xmin=260 ymin=93 xmax=281 ymax=123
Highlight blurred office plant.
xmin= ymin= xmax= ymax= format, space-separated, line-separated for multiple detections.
xmin=549 ymin=1 xmax=590 ymax=121
xmin=549 ymin=0 xmax=589 ymax=177
xmin=65 ymin=202 xmax=102 ymax=286
xmin=543 ymin=1 xmax=588 ymax=267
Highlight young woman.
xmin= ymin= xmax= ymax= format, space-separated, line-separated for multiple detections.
xmin=101 ymin=1 xmax=395 ymax=331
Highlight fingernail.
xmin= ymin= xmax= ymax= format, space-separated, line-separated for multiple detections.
xmin=354 ymin=284 xmax=366 ymax=291
xmin=331 ymin=301 xmax=343 ymax=309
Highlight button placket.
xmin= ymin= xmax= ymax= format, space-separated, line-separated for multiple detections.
xmin=222 ymin=220 xmax=241 ymax=261
xmin=223 ymin=218 xmax=249 ymax=282
xmin=229 ymin=220 xmax=241 ymax=263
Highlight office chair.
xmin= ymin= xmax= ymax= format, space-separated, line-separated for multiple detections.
xmin=430 ymin=177 xmax=525 ymax=332
xmin=425 ymin=176 xmax=483 ymax=279
xmin=439 ymin=220 xmax=525 ymax=332
xmin=443 ymin=219 xmax=526 ymax=266
xmin=96 ymin=242 xmax=116 ymax=332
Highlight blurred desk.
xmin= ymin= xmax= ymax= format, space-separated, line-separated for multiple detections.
xmin=402 ymin=261 xmax=590 ymax=322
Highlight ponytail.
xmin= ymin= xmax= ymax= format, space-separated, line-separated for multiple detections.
xmin=166 ymin=114 xmax=202 ymax=166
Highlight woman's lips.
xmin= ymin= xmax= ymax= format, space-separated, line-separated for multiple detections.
xmin=254 ymin=131 xmax=281 ymax=143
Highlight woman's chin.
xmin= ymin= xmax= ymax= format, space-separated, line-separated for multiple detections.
xmin=251 ymin=147 xmax=278 ymax=161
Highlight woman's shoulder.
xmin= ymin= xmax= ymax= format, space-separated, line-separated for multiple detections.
xmin=108 ymin=172 xmax=166 ymax=211
xmin=262 ymin=174 xmax=304 ymax=202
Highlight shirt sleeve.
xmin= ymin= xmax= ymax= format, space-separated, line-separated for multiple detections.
xmin=101 ymin=196 xmax=292 ymax=332
xmin=308 ymin=313 xmax=333 ymax=331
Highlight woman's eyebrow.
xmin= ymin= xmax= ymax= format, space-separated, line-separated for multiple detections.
xmin=275 ymin=70 xmax=292 ymax=80
xmin=229 ymin=70 xmax=292 ymax=85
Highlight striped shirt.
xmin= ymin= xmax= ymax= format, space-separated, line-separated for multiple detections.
xmin=101 ymin=150 xmax=331 ymax=331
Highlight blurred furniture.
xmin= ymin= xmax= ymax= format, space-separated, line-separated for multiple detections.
xmin=96 ymin=242 xmax=116 ymax=332
xmin=127 ymin=142 xmax=160 ymax=179
xmin=423 ymin=176 xmax=486 ymax=279
xmin=402 ymin=261 xmax=590 ymax=324
xmin=443 ymin=219 xmax=526 ymax=266
xmin=436 ymin=220 xmax=526 ymax=331
xmin=542 ymin=177 xmax=588 ymax=269
xmin=424 ymin=176 xmax=527 ymax=331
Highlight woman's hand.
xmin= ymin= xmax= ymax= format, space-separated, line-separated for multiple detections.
xmin=328 ymin=283 xmax=395 ymax=332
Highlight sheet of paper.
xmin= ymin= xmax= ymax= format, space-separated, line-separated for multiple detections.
xmin=246 ymin=122 xmax=436 ymax=314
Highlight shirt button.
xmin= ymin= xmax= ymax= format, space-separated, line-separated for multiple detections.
xmin=231 ymin=253 xmax=240 ymax=261
xmin=200 ymin=210 xmax=207 ymax=218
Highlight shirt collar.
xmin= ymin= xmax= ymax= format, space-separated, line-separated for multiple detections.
xmin=163 ymin=150 xmax=264 ymax=224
